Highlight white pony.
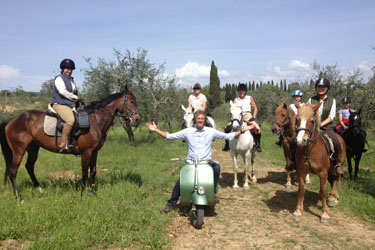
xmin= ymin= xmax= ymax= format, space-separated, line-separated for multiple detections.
xmin=181 ymin=105 xmax=216 ymax=129
xmin=229 ymin=101 xmax=257 ymax=190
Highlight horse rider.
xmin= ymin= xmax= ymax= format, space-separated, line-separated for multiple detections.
xmin=307 ymin=78 xmax=344 ymax=175
xmin=51 ymin=58 xmax=84 ymax=153
xmin=222 ymin=83 xmax=262 ymax=152
xmin=275 ymin=89 xmax=304 ymax=147
xmin=146 ymin=110 xmax=254 ymax=213
xmin=188 ymin=83 xmax=207 ymax=112
xmin=334 ymin=97 xmax=354 ymax=135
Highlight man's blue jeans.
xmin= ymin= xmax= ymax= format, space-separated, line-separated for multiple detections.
xmin=168 ymin=161 xmax=220 ymax=205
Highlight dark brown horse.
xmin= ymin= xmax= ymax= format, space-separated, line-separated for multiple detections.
xmin=271 ymin=103 xmax=310 ymax=188
xmin=0 ymin=85 xmax=140 ymax=201
xmin=293 ymin=104 xmax=346 ymax=222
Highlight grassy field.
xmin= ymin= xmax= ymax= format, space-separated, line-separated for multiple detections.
xmin=0 ymin=120 xmax=374 ymax=249
xmin=0 ymin=124 xmax=186 ymax=249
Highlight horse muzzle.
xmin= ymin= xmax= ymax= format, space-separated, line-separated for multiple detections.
xmin=130 ymin=114 xmax=141 ymax=127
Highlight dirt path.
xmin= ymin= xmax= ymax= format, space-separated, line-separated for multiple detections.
xmin=167 ymin=140 xmax=375 ymax=249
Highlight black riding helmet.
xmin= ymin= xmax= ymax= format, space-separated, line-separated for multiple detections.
xmin=193 ymin=83 xmax=202 ymax=90
xmin=342 ymin=96 xmax=351 ymax=104
xmin=237 ymin=83 xmax=248 ymax=91
xmin=60 ymin=58 xmax=76 ymax=70
xmin=315 ymin=78 xmax=330 ymax=89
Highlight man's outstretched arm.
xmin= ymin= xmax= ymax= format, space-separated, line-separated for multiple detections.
xmin=146 ymin=122 xmax=167 ymax=138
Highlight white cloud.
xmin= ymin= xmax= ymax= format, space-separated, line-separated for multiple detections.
xmin=288 ymin=60 xmax=310 ymax=71
xmin=0 ymin=64 xmax=20 ymax=79
xmin=175 ymin=61 xmax=230 ymax=87
xmin=357 ymin=60 xmax=372 ymax=72
xmin=261 ymin=60 xmax=312 ymax=82
xmin=176 ymin=61 xmax=210 ymax=78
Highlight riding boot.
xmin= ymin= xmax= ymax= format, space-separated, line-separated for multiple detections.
xmin=59 ymin=124 xmax=73 ymax=153
xmin=254 ymin=133 xmax=262 ymax=152
xmin=222 ymin=124 xmax=232 ymax=151
xmin=275 ymin=135 xmax=283 ymax=146
xmin=222 ymin=140 xmax=230 ymax=151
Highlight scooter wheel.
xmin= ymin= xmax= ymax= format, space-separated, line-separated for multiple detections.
xmin=191 ymin=205 xmax=204 ymax=229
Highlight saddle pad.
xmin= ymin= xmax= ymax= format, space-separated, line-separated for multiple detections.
xmin=44 ymin=115 xmax=62 ymax=136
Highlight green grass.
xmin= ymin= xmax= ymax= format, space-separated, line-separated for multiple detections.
xmin=0 ymin=124 xmax=185 ymax=249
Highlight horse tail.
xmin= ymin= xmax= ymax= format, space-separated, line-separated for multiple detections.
xmin=0 ymin=120 xmax=12 ymax=185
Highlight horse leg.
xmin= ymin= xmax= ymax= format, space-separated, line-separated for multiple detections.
xmin=9 ymin=149 xmax=27 ymax=202
xmin=80 ymin=151 xmax=92 ymax=194
xmin=88 ymin=151 xmax=98 ymax=192
xmin=347 ymin=154 xmax=353 ymax=180
xmin=231 ymin=152 xmax=239 ymax=190
xmin=305 ymin=174 xmax=310 ymax=184
xmin=354 ymin=152 xmax=362 ymax=179
xmin=319 ymin=173 xmax=329 ymax=223
xmin=25 ymin=142 xmax=41 ymax=188
xmin=286 ymin=171 xmax=292 ymax=189
xmin=327 ymin=171 xmax=340 ymax=207
xmin=293 ymin=174 xmax=306 ymax=220
xmin=250 ymin=149 xmax=257 ymax=183
xmin=243 ymin=152 xmax=250 ymax=189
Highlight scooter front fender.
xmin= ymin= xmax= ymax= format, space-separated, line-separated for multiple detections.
xmin=180 ymin=163 xmax=215 ymax=205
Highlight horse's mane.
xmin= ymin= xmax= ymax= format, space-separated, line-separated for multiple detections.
xmin=230 ymin=103 xmax=241 ymax=112
xmin=298 ymin=104 xmax=321 ymax=132
xmin=287 ymin=106 xmax=296 ymax=134
xmin=83 ymin=91 xmax=125 ymax=114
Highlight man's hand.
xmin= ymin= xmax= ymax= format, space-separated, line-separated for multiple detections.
xmin=146 ymin=122 xmax=157 ymax=132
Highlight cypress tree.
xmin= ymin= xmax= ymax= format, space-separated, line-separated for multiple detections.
xmin=284 ymin=79 xmax=287 ymax=91
xmin=271 ymin=80 xmax=274 ymax=86
xmin=225 ymin=84 xmax=231 ymax=102
xmin=208 ymin=60 xmax=221 ymax=110
xmin=231 ymin=83 xmax=237 ymax=100
xmin=252 ymin=81 xmax=255 ymax=91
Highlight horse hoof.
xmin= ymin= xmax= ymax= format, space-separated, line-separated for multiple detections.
xmin=243 ymin=185 xmax=249 ymax=190
xmin=251 ymin=177 xmax=257 ymax=183
xmin=233 ymin=186 xmax=239 ymax=191
xmin=38 ymin=187 xmax=43 ymax=193
xmin=320 ymin=216 xmax=330 ymax=223
xmin=293 ymin=215 xmax=301 ymax=221
xmin=286 ymin=184 xmax=292 ymax=190
xmin=327 ymin=199 xmax=339 ymax=207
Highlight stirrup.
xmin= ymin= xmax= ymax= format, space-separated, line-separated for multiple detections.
xmin=59 ymin=143 xmax=76 ymax=154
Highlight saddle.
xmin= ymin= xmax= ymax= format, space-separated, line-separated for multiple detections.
xmin=44 ymin=104 xmax=90 ymax=138
xmin=319 ymin=130 xmax=342 ymax=160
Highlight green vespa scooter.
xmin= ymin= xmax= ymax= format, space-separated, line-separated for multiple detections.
xmin=172 ymin=157 xmax=216 ymax=229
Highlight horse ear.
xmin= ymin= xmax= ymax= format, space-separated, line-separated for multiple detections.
xmin=312 ymin=102 xmax=321 ymax=113
xmin=295 ymin=103 xmax=300 ymax=109
xmin=358 ymin=108 xmax=362 ymax=115
xmin=181 ymin=105 xmax=186 ymax=111
xmin=275 ymin=103 xmax=279 ymax=108
xmin=282 ymin=103 xmax=288 ymax=109
xmin=230 ymin=100 xmax=233 ymax=106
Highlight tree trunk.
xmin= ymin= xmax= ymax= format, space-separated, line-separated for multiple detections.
xmin=120 ymin=117 xmax=135 ymax=145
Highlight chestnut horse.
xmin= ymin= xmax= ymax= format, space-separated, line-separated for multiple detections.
xmin=0 ymin=86 xmax=140 ymax=201
xmin=293 ymin=104 xmax=346 ymax=222
xmin=272 ymin=103 xmax=310 ymax=188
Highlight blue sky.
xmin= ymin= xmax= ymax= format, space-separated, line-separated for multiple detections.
xmin=0 ymin=0 xmax=374 ymax=91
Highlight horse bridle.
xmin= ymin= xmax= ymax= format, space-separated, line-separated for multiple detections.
xmin=231 ymin=112 xmax=243 ymax=129
xmin=272 ymin=120 xmax=289 ymax=136
xmin=116 ymin=94 xmax=139 ymax=120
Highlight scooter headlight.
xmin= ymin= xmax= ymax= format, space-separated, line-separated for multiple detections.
xmin=197 ymin=186 xmax=205 ymax=195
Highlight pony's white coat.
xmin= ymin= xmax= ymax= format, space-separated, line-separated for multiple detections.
xmin=228 ymin=101 xmax=257 ymax=189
